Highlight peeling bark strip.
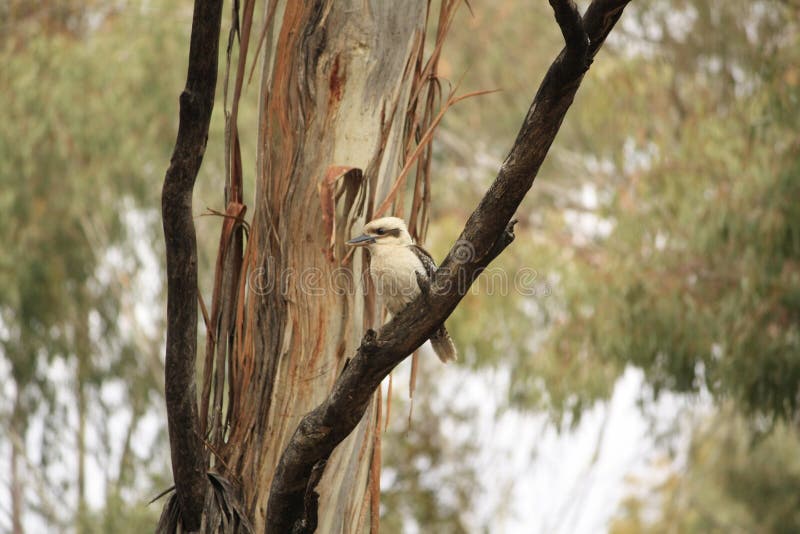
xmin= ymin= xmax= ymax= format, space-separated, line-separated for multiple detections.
xmin=161 ymin=0 xmax=223 ymax=529
xmin=266 ymin=0 xmax=632 ymax=531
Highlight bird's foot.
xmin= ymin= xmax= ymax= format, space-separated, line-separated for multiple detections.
xmin=415 ymin=271 xmax=431 ymax=300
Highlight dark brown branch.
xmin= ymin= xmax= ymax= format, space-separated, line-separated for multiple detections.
xmin=161 ymin=0 xmax=224 ymax=529
xmin=549 ymin=0 xmax=588 ymax=56
xmin=265 ymin=0 xmax=632 ymax=531
xmin=291 ymin=459 xmax=328 ymax=534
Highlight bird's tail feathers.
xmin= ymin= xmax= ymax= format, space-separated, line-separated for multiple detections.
xmin=430 ymin=326 xmax=457 ymax=363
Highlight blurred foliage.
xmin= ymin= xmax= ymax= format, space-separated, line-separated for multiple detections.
xmin=0 ymin=1 xmax=191 ymax=530
xmin=541 ymin=0 xmax=800 ymax=422
xmin=0 ymin=0 xmax=260 ymax=530
xmin=610 ymin=408 xmax=800 ymax=533
xmin=0 ymin=0 xmax=179 ymax=377
xmin=435 ymin=0 xmax=800 ymax=426
xmin=380 ymin=366 xmax=483 ymax=533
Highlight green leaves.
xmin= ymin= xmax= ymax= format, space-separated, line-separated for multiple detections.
xmin=1 ymin=2 xmax=187 ymax=530
xmin=611 ymin=409 xmax=800 ymax=533
xmin=532 ymin=0 xmax=800 ymax=423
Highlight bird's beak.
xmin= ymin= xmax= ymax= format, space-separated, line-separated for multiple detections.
xmin=346 ymin=234 xmax=376 ymax=246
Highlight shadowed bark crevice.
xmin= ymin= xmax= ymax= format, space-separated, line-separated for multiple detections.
xmin=265 ymin=0 xmax=632 ymax=531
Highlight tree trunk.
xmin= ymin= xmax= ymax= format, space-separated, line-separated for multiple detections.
xmin=218 ymin=1 xmax=431 ymax=531
xmin=76 ymin=308 xmax=89 ymax=533
xmin=10 ymin=390 xmax=24 ymax=534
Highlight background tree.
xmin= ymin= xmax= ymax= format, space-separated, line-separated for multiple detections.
xmin=610 ymin=408 xmax=800 ymax=533
xmin=527 ymin=0 xmax=800 ymax=422
xmin=0 ymin=1 xmax=185 ymax=531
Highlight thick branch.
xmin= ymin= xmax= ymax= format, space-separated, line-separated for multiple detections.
xmin=161 ymin=0 xmax=223 ymax=529
xmin=265 ymin=0 xmax=632 ymax=531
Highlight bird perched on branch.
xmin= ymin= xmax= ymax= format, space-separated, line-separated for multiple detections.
xmin=346 ymin=216 xmax=457 ymax=363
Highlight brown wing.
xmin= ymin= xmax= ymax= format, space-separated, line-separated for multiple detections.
xmin=409 ymin=244 xmax=437 ymax=279
xmin=410 ymin=245 xmax=457 ymax=361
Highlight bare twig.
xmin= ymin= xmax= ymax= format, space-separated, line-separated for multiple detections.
xmin=374 ymin=87 xmax=499 ymax=218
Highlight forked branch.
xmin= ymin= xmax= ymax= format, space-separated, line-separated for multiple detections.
xmin=265 ymin=0 xmax=632 ymax=532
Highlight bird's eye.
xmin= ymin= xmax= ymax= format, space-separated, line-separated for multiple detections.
xmin=376 ymin=228 xmax=385 ymax=235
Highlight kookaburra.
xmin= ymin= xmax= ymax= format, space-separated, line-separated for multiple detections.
xmin=346 ymin=216 xmax=457 ymax=363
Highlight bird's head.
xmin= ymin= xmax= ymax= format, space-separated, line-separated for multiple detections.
xmin=346 ymin=216 xmax=413 ymax=248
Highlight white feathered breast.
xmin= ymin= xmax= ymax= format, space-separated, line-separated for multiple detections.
xmin=368 ymin=244 xmax=425 ymax=314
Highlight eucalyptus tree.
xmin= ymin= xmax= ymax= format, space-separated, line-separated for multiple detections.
xmin=159 ymin=0 xmax=632 ymax=532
